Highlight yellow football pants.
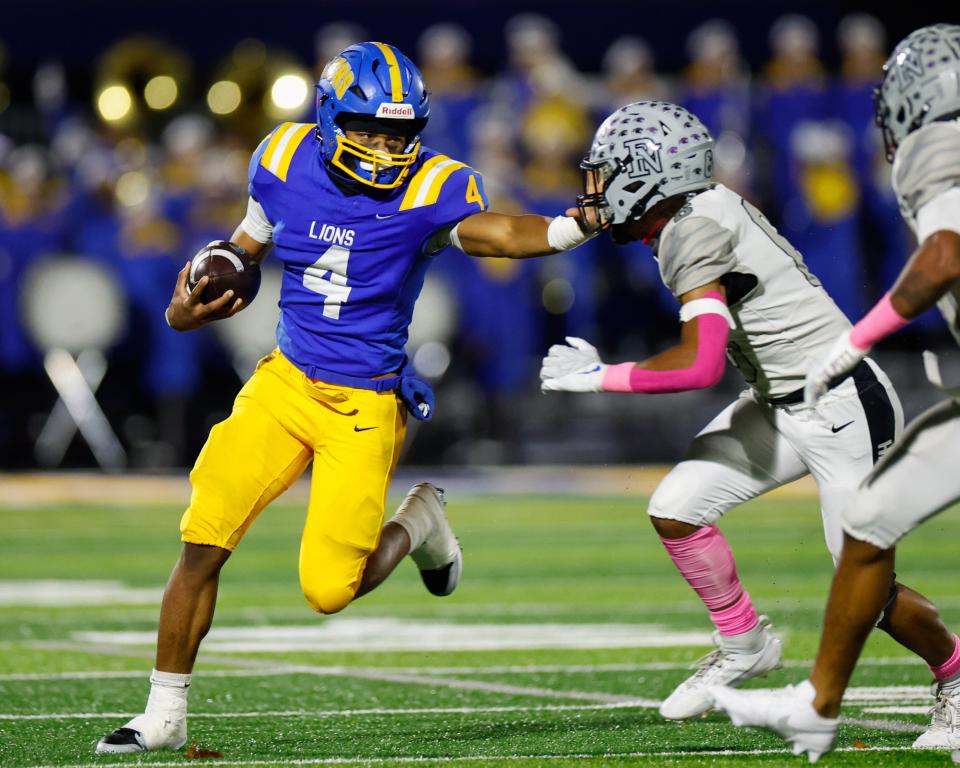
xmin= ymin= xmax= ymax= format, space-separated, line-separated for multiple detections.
xmin=180 ymin=349 xmax=406 ymax=614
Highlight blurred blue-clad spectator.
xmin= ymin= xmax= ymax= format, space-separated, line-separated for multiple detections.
xmin=313 ymin=22 xmax=368 ymax=74
xmin=781 ymin=121 xmax=864 ymax=320
xmin=755 ymin=15 xmax=830 ymax=212
xmin=681 ymin=20 xmax=753 ymax=196
xmin=494 ymin=14 xmax=586 ymax=116
xmin=0 ymin=143 xmax=69 ymax=372
xmin=159 ymin=115 xmax=217 ymax=227
xmin=831 ymin=14 xmax=886 ymax=184
xmin=517 ymin=95 xmax=599 ymax=342
xmin=417 ymin=24 xmax=484 ymax=163
xmin=600 ymin=36 xmax=672 ymax=112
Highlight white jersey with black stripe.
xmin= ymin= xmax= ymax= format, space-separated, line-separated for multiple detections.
xmin=892 ymin=119 xmax=960 ymax=345
xmin=655 ymin=184 xmax=851 ymax=397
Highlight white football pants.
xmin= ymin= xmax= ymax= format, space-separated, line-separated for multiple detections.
xmin=648 ymin=359 xmax=903 ymax=562
xmin=844 ymin=397 xmax=960 ymax=549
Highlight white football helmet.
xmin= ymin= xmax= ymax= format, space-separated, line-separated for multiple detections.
xmin=577 ymin=101 xmax=714 ymax=235
xmin=875 ymin=23 xmax=960 ymax=161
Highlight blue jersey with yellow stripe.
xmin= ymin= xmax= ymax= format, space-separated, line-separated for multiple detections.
xmin=249 ymin=122 xmax=488 ymax=383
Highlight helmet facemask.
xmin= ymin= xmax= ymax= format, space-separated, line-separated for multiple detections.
xmin=576 ymin=158 xmax=617 ymax=234
xmin=326 ymin=112 xmax=425 ymax=189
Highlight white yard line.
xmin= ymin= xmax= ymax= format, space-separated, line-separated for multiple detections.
xmin=19 ymin=744 xmax=935 ymax=768
xmin=0 ymin=701 xmax=653 ymax=721
xmin=0 ymin=656 xmax=930 ymax=682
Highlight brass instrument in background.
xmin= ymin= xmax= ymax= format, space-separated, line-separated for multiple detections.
xmin=93 ymin=36 xmax=311 ymax=145
xmin=206 ymin=38 xmax=312 ymax=145
xmin=93 ymin=36 xmax=192 ymax=133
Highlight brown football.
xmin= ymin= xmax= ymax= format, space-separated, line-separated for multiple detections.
xmin=188 ymin=241 xmax=261 ymax=312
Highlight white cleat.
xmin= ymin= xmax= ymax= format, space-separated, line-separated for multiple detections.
xmin=401 ymin=483 xmax=462 ymax=596
xmin=710 ymin=680 xmax=838 ymax=763
xmin=659 ymin=617 xmax=783 ymax=720
xmin=95 ymin=712 xmax=187 ymax=754
xmin=913 ymin=681 xmax=960 ymax=749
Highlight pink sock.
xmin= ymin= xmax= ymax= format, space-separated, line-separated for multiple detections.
xmin=931 ymin=635 xmax=960 ymax=681
xmin=660 ymin=524 xmax=759 ymax=637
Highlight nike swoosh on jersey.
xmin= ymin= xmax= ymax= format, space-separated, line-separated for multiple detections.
xmin=830 ymin=421 xmax=855 ymax=433
xmin=374 ymin=213 xmax=400 ymax=220
xmin=354 ymin=425 xmax=378 ymax=432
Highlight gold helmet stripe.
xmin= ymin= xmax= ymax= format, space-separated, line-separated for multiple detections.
xmin=372 ymin=42 xmax=404 ymax=102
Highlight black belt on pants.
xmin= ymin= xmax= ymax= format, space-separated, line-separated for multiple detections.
xmin=763 ymin=360 xmax=872 ymax=406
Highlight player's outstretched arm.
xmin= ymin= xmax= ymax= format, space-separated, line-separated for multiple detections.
xmin=888 ymin=230 xmax=960 ymax=318
xmin=165 ymin=229 xmax=269 ymax=332
xmin=540 ymin=281 xmax=732 ymax=393
xmin=804 ymin=230 xmax=960 ymax=404
xmin=451 ymin=208 xmax=592 ymax=258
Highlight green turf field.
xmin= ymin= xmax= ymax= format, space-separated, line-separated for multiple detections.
xmin=2 ymin=483 xmax=960 ymax=767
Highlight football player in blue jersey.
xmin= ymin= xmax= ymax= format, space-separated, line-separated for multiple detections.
xmin=96 ymin=41 xmax=593 ymax=754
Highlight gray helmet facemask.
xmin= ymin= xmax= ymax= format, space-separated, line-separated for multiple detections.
xmin=874 ymin=23 xmax=960 ymax=162
xmin=577 ymin=101 xmax=714 ymax=236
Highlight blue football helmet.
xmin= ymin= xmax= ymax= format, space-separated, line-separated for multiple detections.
xmin=316 ymin=42 xmax=430 ymax=189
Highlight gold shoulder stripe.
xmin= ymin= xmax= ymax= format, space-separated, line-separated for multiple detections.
xmin=373 ymin=42 xmax=403 ymax=102
xmin=261 ymin=123 xmax=315 ymax=182
xmin=399 ymin=155 xmax=449 ymax=210
xmin=421 ymin=161 xmax=468 ymax=207
xmin=260 ymin=123 xmax=294 ymax=172
xmin=272 ymin=124 xmax=315 ymax=182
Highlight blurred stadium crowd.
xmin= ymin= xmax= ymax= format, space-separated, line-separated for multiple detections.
xmin=0 ymin=12 xmax=950 ymax=469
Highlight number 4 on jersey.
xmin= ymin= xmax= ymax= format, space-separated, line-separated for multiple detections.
xmin=303 ymin=245 xmax=352 ymax=319
xmin=465 ymin=175 xmax=485 ymax=210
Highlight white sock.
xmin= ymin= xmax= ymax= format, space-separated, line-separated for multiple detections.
xmin=388 ymin=494 xmax=435 ymax=552
xmin=719 ymin=623 xmax=765 ymax=654
xmin=144 ymin=668 xmax=191 ymax=718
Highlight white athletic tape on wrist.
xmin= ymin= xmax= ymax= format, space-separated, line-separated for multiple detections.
xmin=547 ymin=216 xmax=591 ymax=251
xmin=678 ymin=298 xmax=735 ymax=329
xmin=448 ymin=222 xmax=464 ymax=252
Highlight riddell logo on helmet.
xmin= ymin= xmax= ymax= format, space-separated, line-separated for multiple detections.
xmin=375 ymin=103 xmax=415 ymax=119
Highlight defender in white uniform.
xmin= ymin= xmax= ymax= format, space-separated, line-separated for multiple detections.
xmin=539 ymin=100 xmax=959 ymax=727
xmin=712 ymin=24 xmax=960 ymax=761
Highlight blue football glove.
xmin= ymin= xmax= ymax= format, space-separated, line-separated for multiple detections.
xmin=399 ymin=375 xmax=435 ymax=421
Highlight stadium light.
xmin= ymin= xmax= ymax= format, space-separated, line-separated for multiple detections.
xmin=144 ymin=75 xmax=178 ymax=110
xmin=97 ymin=84 xmax=132 ymax=122
xmin=207 ymin=80 xmax=242 ymax=115
xmin=270 ymin=73 xmax=309 ymax=111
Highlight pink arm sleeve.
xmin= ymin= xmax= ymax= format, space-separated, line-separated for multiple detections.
xmin=848 ymin=292 xmax=911 ymax=351
xmin=601 ymin=293 xmax=730 ymax=393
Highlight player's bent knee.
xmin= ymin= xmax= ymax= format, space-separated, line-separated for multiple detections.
xmin=648 ymin=471 xmax=710 ymax=527
xmin=302 ymin=582 xmax=357 ymax=615
xmin=303 ymin=588 xmax=356 ymax=615
xmin=842 ymin=487 xmax=899 ymax=549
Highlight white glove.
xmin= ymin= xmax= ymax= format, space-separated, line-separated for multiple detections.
xmin=803 ymin=330 xmax=868 ymax=406
xmin=540 ymin=337 xmax=607 ymax=392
